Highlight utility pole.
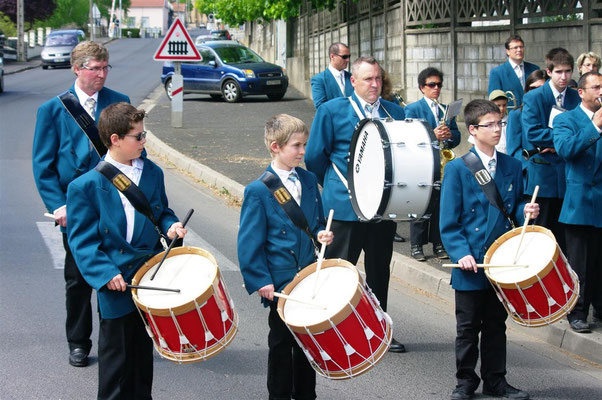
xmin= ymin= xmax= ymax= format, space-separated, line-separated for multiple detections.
xmin=89 ymin=0 xmax=96 ymax=40
xmin=17 ymin=0 xmax=25 ymax=62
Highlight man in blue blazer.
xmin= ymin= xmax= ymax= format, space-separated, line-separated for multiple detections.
xmin=67 ymin=102 xmax=185 ymax=399
xmin=488 ymin=34 xmax=539 ymax=107
xmin=553 ymin=71 xmax=602 ymax=333
xmin=306 ymin=56 xmax=407 ymax=353
xmin=404 ymin=67 xmax=461 ymax=261
xmin=32 ymin=41 xmax=130 ymax=367
xmin=310 ymin=42 xmax=353 ymax=108
xmin=441 ymin=99 xmax=538 ymax=400
xmin=522 ymin=48 xmax=580 ymax=252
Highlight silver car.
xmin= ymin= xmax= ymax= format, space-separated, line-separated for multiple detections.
xmin=41 ymin=30 xmax=85 ymax=69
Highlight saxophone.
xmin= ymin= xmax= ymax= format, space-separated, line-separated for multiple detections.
xmin=432 ymin=98 xmax=456 ymax=178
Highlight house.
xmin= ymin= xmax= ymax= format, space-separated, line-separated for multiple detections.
xmin=126 ymin=0 xmax=170 ymax=33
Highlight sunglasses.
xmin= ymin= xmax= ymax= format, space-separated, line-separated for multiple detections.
xmin=425 ymin=82 xmax=443 ymax=88
xmin=336 ymin=54 xmax=351 ymax=60
xmin=125 ymin=131 xmax=147 ymax=141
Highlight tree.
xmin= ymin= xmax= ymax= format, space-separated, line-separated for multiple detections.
xmin=0 ymin=0 xmax=56 ymax=28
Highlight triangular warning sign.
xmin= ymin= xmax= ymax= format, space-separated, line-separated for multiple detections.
xmin=154 ymin=18 xmax=202 ymax=61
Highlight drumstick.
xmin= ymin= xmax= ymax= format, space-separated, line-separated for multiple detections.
xmin=311 ymin=209 xmax=335 ymax=299
xmin=150 ymin=208 xmax=194 ymax=280
xmin=127 ymin=284 xmax=180 ymax=293
xmin=512 ymin=185 xmax=540 ymax=264
xmin=43 ymin=212 xmax=55 ymax=219
xmin=442 ymin=264 xmax=529 ymax=268
xmin=273 ymin=292 xmax=327 ymax=309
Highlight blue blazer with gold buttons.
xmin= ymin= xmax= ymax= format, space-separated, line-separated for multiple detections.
xmin=237 ymin=165 xmax=325 ymax=305
xmin=440 ymin=148 xmax=526 ymax=291
xmin=311 ymin=68 xmax=353 ymax=109
xmin=66 ymin=156 xmax=178 ymax=319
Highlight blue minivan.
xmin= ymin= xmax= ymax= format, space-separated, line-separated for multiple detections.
xmin=161 ymin=41 xmax=288 ymax=102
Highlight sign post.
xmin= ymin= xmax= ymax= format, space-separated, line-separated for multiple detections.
xmin=154 ymin=18 xmax=201 ymax=128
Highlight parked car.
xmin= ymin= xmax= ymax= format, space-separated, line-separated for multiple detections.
xmin=210 ymin=29 xmax=231 ymax=40
xmin=41 ymin=29 xmax=85 ymax=69
xmin=0 ymin=55 xmax=4 ymax=93
xmin=195 ymin=34 xmax=219 ymax=46
xmin=161 ymin=41 xmax=288 ymax=103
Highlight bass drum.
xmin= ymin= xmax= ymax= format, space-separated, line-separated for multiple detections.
xmin=348 ymin=118 xmax=440 ymax=221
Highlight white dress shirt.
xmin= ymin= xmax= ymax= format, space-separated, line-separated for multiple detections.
xmin=549 ymin=81 xmax=567 ymax=108
xmin=355 ymin=94 xmax=381 ymax=119
xmin=105 ymin=152 xmax=144 ymax=243
xmin=74 ymin=80 xmax=99 ymax=118
xmin=328 ymin=65 xmax=346 ymax=95
xmin=272 ymin=162 xmax=302 ymax=205
xmin=508 ymin=59 xmax=525 ymax=87
xmin=475 ymin=146 xmax=498 ymax=177
xmin=580 ymin=103 xmax=602 ymax=133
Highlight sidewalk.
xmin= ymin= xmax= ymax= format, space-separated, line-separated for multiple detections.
xmin=134 ymin=87 xmax=602 ymax=366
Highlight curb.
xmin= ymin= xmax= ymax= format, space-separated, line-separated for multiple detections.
xmin=139 ymin=89 xmax=602 ymax=367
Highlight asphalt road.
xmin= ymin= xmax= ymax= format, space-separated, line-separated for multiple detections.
xmin=1 ymin=37 xmax=601 ymax=399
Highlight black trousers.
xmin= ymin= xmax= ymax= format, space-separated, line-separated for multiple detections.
xmin=325 ymin=220 xmax=397 ymax=311
xmin=564 ymin=224 xmax=602 ymax=321
xmin=98 ymin=311 xmax=153 ymax=400
xmin=455 ymin=289 xmax=508 ymax=392
xmin=62 ymin=232 xmax=93 ymax=352
xmin=267 ymin=304 xmax=316 ymax=400
xmin=533 ymin=197 xmax=566 ymax=253
xmin=410 ymin=189 xmax=442 ymax=247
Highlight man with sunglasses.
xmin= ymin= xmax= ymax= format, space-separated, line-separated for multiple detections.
xmin=310 ymin=42 xmax=353 ymax=108
xmin=488 ymin=34 xmax=539 ymax=107
xmin=32 ymin=41 xmax=130 ymax=368
xmin=553 ymin=71 xmax=602 ymax=333
xmin=405 ymin=67 xmax=461 ymax=261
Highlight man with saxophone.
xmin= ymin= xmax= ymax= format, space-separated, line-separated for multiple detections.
xmin=404 ymin=67 xmax=461 ymax=261
xmin=553 ymin=71 xmax=602 ymax=333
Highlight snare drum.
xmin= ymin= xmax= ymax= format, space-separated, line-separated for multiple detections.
xmin=484 ymin=225 xmax=579 ymax=327
xmin=277 ymin=259 xmax=392 ymax=380
xmin=131 ymin=246 xmax=238 ymax=363
xmin=348 ymin=118 xmax=440 ymax=221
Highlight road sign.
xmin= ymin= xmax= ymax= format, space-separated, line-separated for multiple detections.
xmin=154 ymin=18 xmax=201 ymax=61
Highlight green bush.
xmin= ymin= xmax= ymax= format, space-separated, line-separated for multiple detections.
xmin=122 ymin=28 xmax=140 ymax=38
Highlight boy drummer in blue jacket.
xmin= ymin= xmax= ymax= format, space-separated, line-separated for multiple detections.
xmin=238 ymin=114 xmax=333 ymax=400
xmin=67 ymin=102 xmax=187 ymax=399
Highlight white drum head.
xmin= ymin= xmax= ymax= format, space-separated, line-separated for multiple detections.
xmin=137 ymin=253 xmax=217 ymax=309
xmin=283 ymin=266 xmax=358 ymax=327
xmin=487 ymin=231 xmax=556 ymax=284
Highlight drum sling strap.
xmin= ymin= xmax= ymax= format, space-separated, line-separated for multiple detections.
xmin=259 ymin=171 xmax=320 ymax=254
xmin=462 ymin=152 xmax=517 ymax=229
xmin=94 ymin=161 xmax=169 ymax=249
xmin=58 ymin=91 xmax=107 ymax=158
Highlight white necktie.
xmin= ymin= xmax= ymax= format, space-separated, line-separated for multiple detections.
xmin=488 ymin=158 xmax=497 ymax=178
xmin=432 ymin=102 xmax=440 ymax=121
xmin=339 ymin=73 xmax=345 ymax=89
xmin=85 ymin=97 xmax=96 ymax=120
xmin=516 ymin=64 xmax=525 ymax=87
xmin=288 ymin=171 xmax=302 ymax=205
xmin=556 ymin=94 xmax=563 ymax=108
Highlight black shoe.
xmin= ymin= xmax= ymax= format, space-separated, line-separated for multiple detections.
xmin=393 ymin=233 xmax=406 ymax=243
xmin=69 ymin=348 xmax=89 ymax=367
xmin=569 ymin=319 xmax=592 ymax=333
xmin=434 ymin=243 xmax=449 ymax=259
xmin=411 ymin=245 xmax=426 ymax=261
xmin=483 ymin=382 xmax=529 ymax=399
xmin=388 ymin=338 xmax=406 ymax=353
xmin=451 ymin=386 xmax=474 ymax=400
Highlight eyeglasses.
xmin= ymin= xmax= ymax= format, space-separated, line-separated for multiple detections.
xmin=424 ymin=82 xmax=443 ymax=88
xmin=473 ymin=121 xmax=507 ymax=130
xmin=335 ymin=54 xmax=351 ymax=60
xmin=584 ymin=85 xmax=602 ymax=91
xmin=82 ymin=64 xmax=112 ymax=73
xmin=508 ymin=45 xmax=525 ymax=51
xmin=125 ymin=131 xmax=147 ymax=141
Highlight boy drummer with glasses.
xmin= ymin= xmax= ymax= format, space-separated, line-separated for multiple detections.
xmin=440 ymin=99 xmax=539 ymax=400
xmin=66 ymin=102 xmax=187 ymax=399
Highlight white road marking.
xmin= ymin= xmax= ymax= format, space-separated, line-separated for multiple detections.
xmin=36 ymin=222 xmax=239 ymax=272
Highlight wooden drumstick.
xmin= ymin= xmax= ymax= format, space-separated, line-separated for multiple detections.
xmin=43 ymin=212 xmax=56 ymax=219
xmin=512 ymin=185 xmax=539 ymax=264
xmin=442 ymin=264 xmax=528 ymax=268
xmin=127 ymin=284 xmax=180 ymax=293
xmin=150 ymin=208 xmax=194 ymax=280
xmin=274 ymin=292 xmax=327 ymax=309
xmin=311 ymin=209 xmax=335 ymax=299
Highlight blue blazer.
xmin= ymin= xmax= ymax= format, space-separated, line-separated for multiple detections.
xmin=237 ymin=166 xmax=325 ymax=305
xmin=488 ymin=60 xmax=539 ymax=107
xmin=505 ymin=108 xmax=531 ymax=191
xmin=66 ymin=157 xmax=178 ymax=319
xmin=440 ymin=149 xmax=526 ymax=291
xmin=310 ymin=68 xmax=353 ymax=109
xmin=32 ymin=84 xmax=130 ymax=227
xmin=306 ymin=94 xmax=406 ymax=221
xmin=554 ymin=106 xmax=602 ymax=227
xmin=521 ymin=82 xmax=580 ymax=197
xmin=404 ymin=97 xmax=461 ymax=148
